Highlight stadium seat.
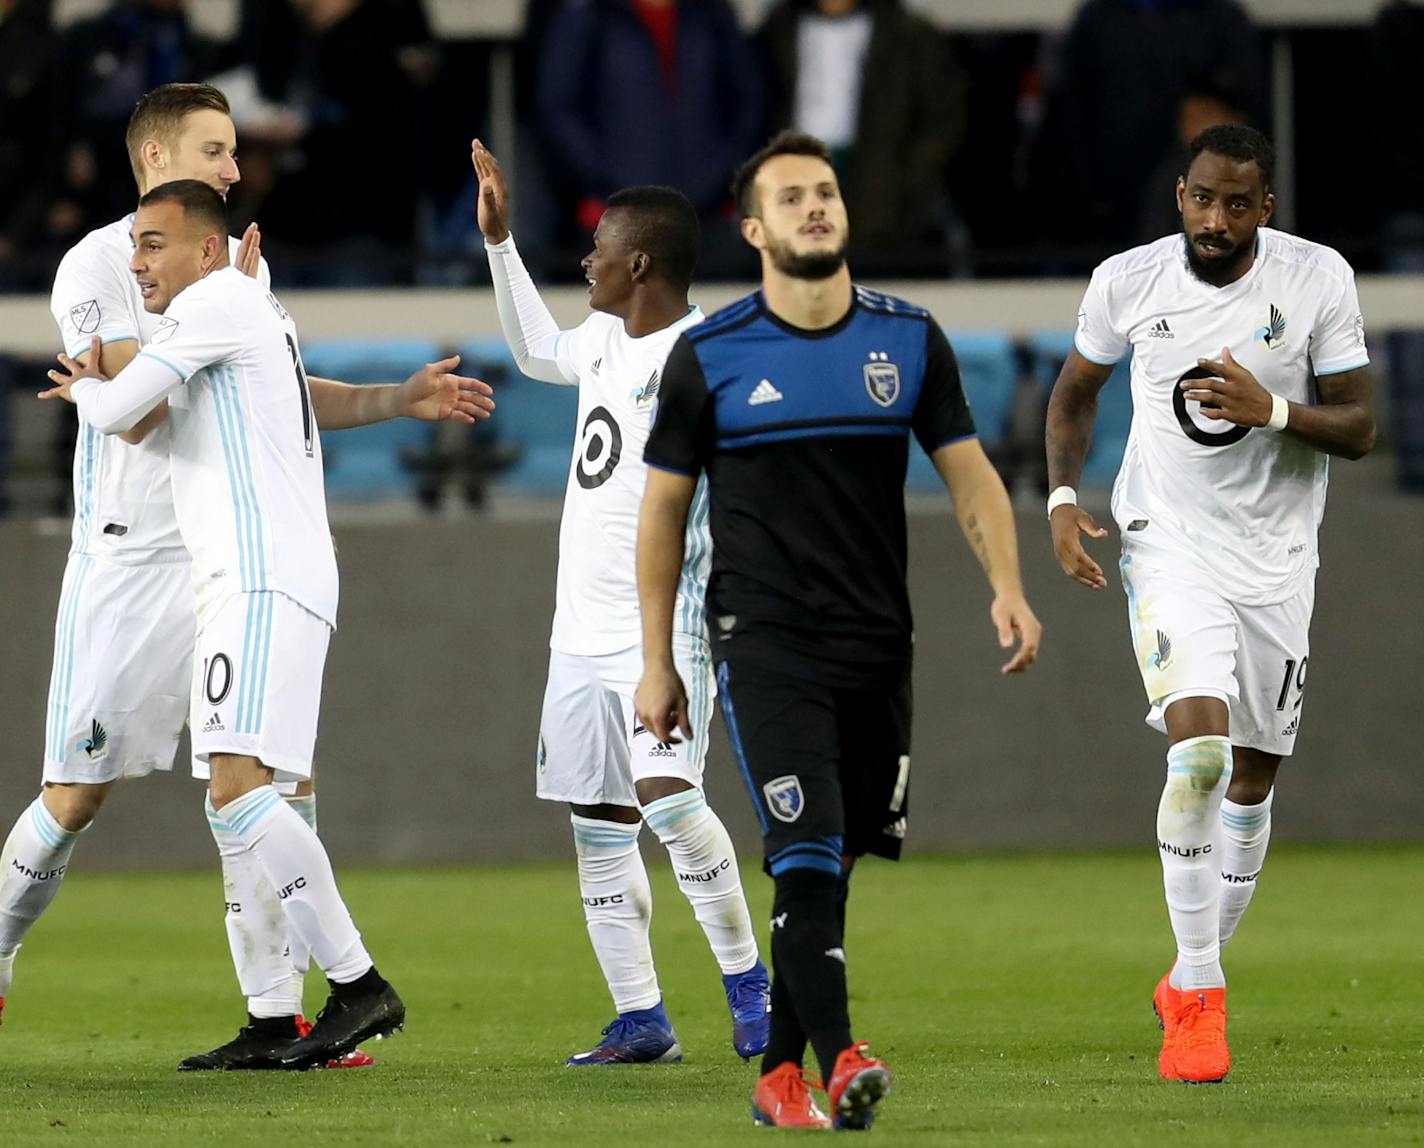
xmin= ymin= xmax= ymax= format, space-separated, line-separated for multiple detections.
xmin=301 ymin=338 xmax=441 ymax=500
xmin=457 ymin=337 xmax=577 ymax=497
xmin=907 ymin=331 xmax=1019 ymax=495
xmin=1026 ymin=331 xmax=1135 ymax=488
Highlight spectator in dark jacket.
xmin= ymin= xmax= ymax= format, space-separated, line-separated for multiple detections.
xmin=757 ymin=0 xmax=966 ymax=252
xmin=0 ymin=0 xmax=62 ymax=284
xmin=536 ymin=0 xmax=763 ymax=232
xmin=1029 ymin=0 xmax=1263 ymax=264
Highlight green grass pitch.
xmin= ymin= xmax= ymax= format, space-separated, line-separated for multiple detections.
xmin=0 ymin=847 xmax=1420 ymax=1147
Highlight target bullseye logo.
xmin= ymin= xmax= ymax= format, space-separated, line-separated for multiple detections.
xmin=1172 ymin=365 xmax=1250 ymax=447
xmin=577 ymin=405 xmax=623 ymax=489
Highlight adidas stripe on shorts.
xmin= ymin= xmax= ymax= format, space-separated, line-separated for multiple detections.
xmin=43 ymin=554 xmax=194 ymax=785
xmin=1120 ymin=542 xmax=1314 ymax=757
xmin=189 ymin=590 xmax=330 ymax=783
xmin=536 ymin=633 xmax=714 ymax=806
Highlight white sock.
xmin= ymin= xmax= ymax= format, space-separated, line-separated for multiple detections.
xmin=571 ymin=814 xmax=659 ymax=1013
xmin=283 ymin=793 xmax=319 ymax=1008
xmin=641 ymin=789 xmax=758 ymax=976
xmin=0 ymin=797 xmax=83 ymax=978
xmin=1219 ymin=789 xmax=1273 ymax=946
xmin=204 ymin=795 xmax=299 ymax=1018
xmin=214 ymin=786 xmax=371 ymax=985
xmin=1158 ymin=736 xmax=1232 ymax=992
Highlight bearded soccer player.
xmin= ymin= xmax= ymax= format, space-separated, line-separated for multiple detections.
xmin=472 ymin=140 xmax=770 ymax=1065
xmin=0 ymin=84 xmax=489 ymax=1067
xmin=1045 ymin=124 xmax=1374 ymax=1084
xmin=636 ymin=131 xmax=1041 ymax=1129
xmin=42 ymin=180 xmax=427 ymax=1069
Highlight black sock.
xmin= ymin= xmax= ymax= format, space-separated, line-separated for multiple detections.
xmin=767 ymin=868 xmax=851 ymax=1083
xmin=760 ymin=957 xmax=808 ymax=1075
xmin=246 ymin=1012 xmax=299 ymax=1036
xmin=330 ymin=965 xmax=387 ymax=999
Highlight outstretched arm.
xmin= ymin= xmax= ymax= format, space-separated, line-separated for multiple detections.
xmin=1045 ymin=346 xmax=1115 ymax=589
xmin=474 ymin=139 xmax=577 ymax=386
xmin=932 ymin=438 xmax=1042 ymax=674
xmin=307 ymin=356 xmax=494 ymax=431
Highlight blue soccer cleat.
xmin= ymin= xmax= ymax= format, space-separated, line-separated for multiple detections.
xmin=723 ymin=960 xmax=771 ymax=1060
xmin=565 ymin=1001 xmax=682 ymax=1066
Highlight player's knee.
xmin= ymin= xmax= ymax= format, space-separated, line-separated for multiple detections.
xmin=634 ymin=776 xmax=694 ymax=807
xmin=41 ymin=782 xmax=110 ymax=831
xmin=1158 ymin=735 xmax=1232 ymax=837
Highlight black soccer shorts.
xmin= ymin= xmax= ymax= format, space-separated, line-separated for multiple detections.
xmin=715 ymin=657 xmax=912 ymax=870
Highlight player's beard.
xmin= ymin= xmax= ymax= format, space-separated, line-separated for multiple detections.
xmin=1182 ymin=223 xmax=1255 ymax=287
xmin=765 ymin=231 xmax=848 ymax=281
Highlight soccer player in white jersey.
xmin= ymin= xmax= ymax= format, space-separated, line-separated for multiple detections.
xmin=0 ymin=84 xmax=489 ymax=1067
xmin=42 ymin=179 xmax=414 ymax=1069
xmin=472 ymin=141 xmax=770 ymax=1065
xmin=1045 ymin=125 xmax=1375 ymax=1084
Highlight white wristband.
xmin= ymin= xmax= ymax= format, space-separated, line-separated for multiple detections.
xmin=1266 ymin=393 xmax=1289 ymax=432
xmin=1047 ymin=485 xmax=1078 ymax=518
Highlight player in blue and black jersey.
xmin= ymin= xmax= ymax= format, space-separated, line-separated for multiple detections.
xmin=634 ymin=132 xmax=1043 ymax=1130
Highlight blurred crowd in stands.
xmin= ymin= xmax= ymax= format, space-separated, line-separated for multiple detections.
xmin=2 ymin=0 xmax=1422 ymax=290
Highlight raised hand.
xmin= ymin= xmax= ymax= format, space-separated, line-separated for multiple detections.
xmin=40 ymin=336 xmax=106 ymax=404
xmin=234 ymin=222 xmax=263 ymax=278
xmin=471 ymin=138 xmax=511 ymax=245
xmin=1182 ymin=346 xmax=1272 ymax=428
xmin=397 ymin=354 xmax=495 ymax=424
xmin=1050 ymin=504 xmax=1110 ymax=590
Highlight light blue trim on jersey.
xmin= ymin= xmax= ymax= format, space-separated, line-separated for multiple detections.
xmin=73 ymin=423 xmax=99 ymax=552
xmin=1072 ymin=332 xmax=1124 ymax=367
xmin=236 ymin=593 xmax=274 ymax=736
xmin=210 ymin=364 xmax=268 ymax=591
xmin=46 ymin=554 xmax=94 ymax=762
xmin=1313 ymin=359 xmax=1369 ymax=377
xmin=676 ymin=477 xmax=711 ymax=638
xmin=136 ymin=349 xmax=186 ymax=380
xmin=66 ymin=334 xmax=139 ymax=359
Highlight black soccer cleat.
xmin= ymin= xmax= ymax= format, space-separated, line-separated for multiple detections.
xmin=177 ymin=1015 xmax=302 ymax=1071
xmin=274 ymin=976 xmax=405 ymax=1071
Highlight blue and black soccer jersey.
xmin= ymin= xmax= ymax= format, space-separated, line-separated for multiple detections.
xmin=644 ymin=286 xmax=976 ymax=686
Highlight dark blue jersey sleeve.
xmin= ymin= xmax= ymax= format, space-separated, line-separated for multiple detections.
xmin=913 ymin=322 xmax=977 ymax=454
xmin=644 ymin=333 xmax=713 ymax=476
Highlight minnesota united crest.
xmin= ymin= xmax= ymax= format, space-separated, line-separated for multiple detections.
xmin=78 ymin=719 xmax=109 ymax=761
xmin=863 ymin=353 xmax=900 ymax=407
xmin=630 ymin=369 xmax=660 ymax=412
xmin=1254 ymin=304 xmax=1287 ymax=350
xmin=1148 ymin=629 xmax=1172 ymax=671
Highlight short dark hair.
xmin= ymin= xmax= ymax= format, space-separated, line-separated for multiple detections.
xmin=604 ymin=185 xmax=701 ymax=289
xmin=125 ymin=83 xmax=231 ymax=189
xmin=1189 ymin=123 xmax=1275 ymax=190
xmin=731 ymin=130 xmax=835 ymax=218
xmin=138 ymin=179 xmax=230 ymax=238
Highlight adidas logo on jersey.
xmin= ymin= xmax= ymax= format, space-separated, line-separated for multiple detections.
xmin=748 ymin=379 xmax=783 ymax=405
xmin=1148 ymin=318 xmax=1174 ymax=339
xmin=202 ymin=713 xmax=225 ymax=733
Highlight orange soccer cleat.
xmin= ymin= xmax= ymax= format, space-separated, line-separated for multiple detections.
xmin=752 ymin=1062 xmax=831 ymax=1129
xmin=826 ymin=1042 xmax=893 ymax=1130
xmin=1156 ymin=980 xmax=1230 ymax=1084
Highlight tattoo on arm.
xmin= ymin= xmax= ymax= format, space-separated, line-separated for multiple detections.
xmin=965 ymin=512 xmax=991 ymax=579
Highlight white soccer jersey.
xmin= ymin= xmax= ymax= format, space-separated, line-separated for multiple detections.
xmin=50 ymin=216 xmax=271 ymax=564
xmin=548 ymin=308 xmax=711 ymax=655
xmin=69 ymin=267 xmax=337 ymax=629
xmin=1075 ymin=227 xmax=1369 ymax=605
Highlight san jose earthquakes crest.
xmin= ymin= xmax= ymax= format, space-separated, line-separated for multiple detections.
xmin=763 ymin=775 xmax=804 ymax=823
xmin=863 ymin=353 xmax=900 ymax=407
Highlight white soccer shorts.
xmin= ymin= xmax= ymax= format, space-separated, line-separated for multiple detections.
xmin=536 ymin=634 xmax=715 ymax=806
xmin=190 ymin=591 xmax=330 ymax=784
xmin=42 ymin=554 xmax=193 ymax=784
xmin=1120 ymin=547 xmax=1314 ymax=756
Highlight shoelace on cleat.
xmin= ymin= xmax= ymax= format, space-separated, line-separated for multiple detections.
xmin=597 ymin=1016 xmax=649 ymax=1045
xmin=728 ymin=979 xmax=769 ymax=1016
